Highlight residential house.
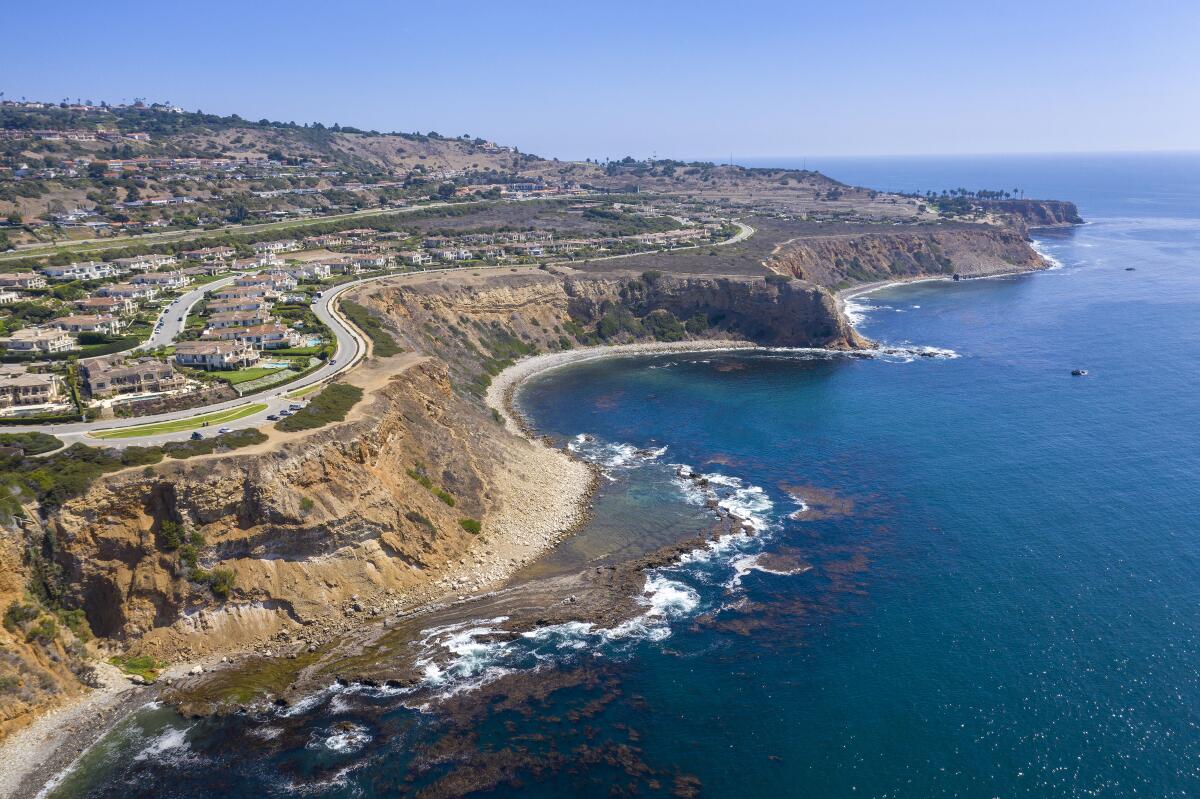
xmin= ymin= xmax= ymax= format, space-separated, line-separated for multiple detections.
xmin=174 ymin=340 xmax=260 ymax=370
xmin=2 ymin=326 xmax=76 ymax=354
xmin=302 ymin=234 xmax=345 ymax=249
xmin=399 ymin=251 xmax=432 ymax=266
xmin=75 ymin=296 xmax=137 ymax=316
xmin=285 ymin=263 xmax=332 ymax=281
xmin=52 ymin=314 xmax=123 ymax=336
xmin=183 ymin=246 xmax=235 ymax=263
xmin=0 ymin=291 xmax=21 ymax=305
xmin=236 ymin=272 xmax=298 ymax=292
xmin=206 ymin=309 xmax=272 ymax=329
xmin=212 ymin=284 xmax=275 ymax=302
xmin=0 ymin=365 xmax=65 ymax=409
xmin=202 ymin=322 xmax=301 ymax=350
xmin=112 ymin=253 xmax=177 ymax=272
xmin=252 ymin=239 xmax=300 ymax=255
xmin=0 ymin=273 xmax=47 ymax=290
xmin=131 ymin=271 xmax=188 ymax=289
xmin=98 ymin=282 xmax=160 ymax=301
xmin=350 ymin=255 xmax=388 ymax=270
xmin=206 ymin=298 xmax=272 ymax=315
xmin=80 ymin=355 xmax=188 ymax=398
xmin=42 ymin=262 xmax=116 ymax=282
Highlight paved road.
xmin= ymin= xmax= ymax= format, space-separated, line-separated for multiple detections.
xmin=14 ymin=218 xmax=757 ymax=450
xmin=136 ymin=273 xmax=242 ymax=352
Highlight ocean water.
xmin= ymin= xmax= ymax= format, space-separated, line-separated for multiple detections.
xmin=49 ymin=153 xmax=1200 ymax=798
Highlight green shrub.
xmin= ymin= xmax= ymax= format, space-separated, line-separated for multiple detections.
xmin=56 ymin=608 xmax=92 ymax=642
xmin=25 ymin=616 xmax=57 ymax=643
xmin=207 ymin=568 xmax=235 ymax=600
xmin=340 ymin=300 xmax=402 ymax=357
xmin=299 ymin=496 xmax=315 ymax=513
xmin=642 ymin=309 xmax=685 ymax=342
xmin=3 ymin=601 xmax=39 ymax=632
xmin=0 ymin=432 xmax=62 ymax=455
xmin=685 ymin=314 xmax=709 ymax=334
xmin=405 ymin=509 xmax=434 ymax=528
xmin=406 ymin=466 xmax=433 ymax=490
xmin=435 ymin=489 xmax=456 ymax=507
xmin=458 ymin=518 xmax=481 ymax=535
xmin=276 ymin=384 xmax=363 ymax=432
xmin=159 ymin=519 xmax=184 ymax=550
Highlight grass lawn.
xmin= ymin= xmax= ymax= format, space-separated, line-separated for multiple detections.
xmin=90 ymin=403 xmax=268 ymax=439
xmin=286 ymin=382 xmax=325 ymax=399
xmin=222 ymin=367 xmax=285 ymax=386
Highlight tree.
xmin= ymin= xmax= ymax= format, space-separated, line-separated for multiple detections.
xmin=87 ymin=161 xmax=108 ymax=179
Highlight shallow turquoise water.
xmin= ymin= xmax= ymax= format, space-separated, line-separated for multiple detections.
xmin=53 ymin=154 xmax=1200 ymax=797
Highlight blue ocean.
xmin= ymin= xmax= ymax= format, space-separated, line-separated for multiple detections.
xmin=50 ymin=153 xmax=1200 ymax=797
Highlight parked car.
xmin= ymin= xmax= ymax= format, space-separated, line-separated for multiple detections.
xmin=288 ymin=404 xmax=303 ymax=411
xmin=218 ymin=427 xmax=233 ymax=434
xmin=189 ymin=431 xmax=203 ymax=441
xmin=279 ymin=410 xmax=292 ymax=416
xmin=266 ymin=414 xmax=280 ymax=421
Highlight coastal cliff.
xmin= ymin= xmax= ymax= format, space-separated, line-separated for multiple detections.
xmin=767 ymin=223 xmax=1050 ymax=287
xmin=43 ymin=358 xmax=590 ymax=663
xmin=980 ymin=199 xmax=1083 ymax=228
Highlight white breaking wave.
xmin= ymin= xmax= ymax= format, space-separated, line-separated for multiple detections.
xmin=1030 ymin=237 xmax=1065 ymax=270
xmin=133 ymin=725 xmax=193 ymax=763
xmin=315 ymin=723 xmax=373 ymax=754
xmin=567 ymin=434 xmax=668 ymax=477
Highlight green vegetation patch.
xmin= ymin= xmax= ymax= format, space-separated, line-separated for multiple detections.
xmin=340 ymin=299 xmax=403 ymax=357
xmin=275 ymin=383 xmax=363 ymax=432
xmin=221 ymin=367 xmax=285 ymax=386
xmin=90 ymin=403 xmax=267 ymax=439
xmin=0 ymin=432 xmax=63 ymax=455
xmin=459 ymin=518 xmax=481 ymax=535
xmin=110 ymin=654 xmax=165 ymax=682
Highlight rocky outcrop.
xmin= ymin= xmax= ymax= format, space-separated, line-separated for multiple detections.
xmin=0 ymin=523 xmax=95 ymax=739
xmin=767 ymin=223 xmax=1049 ymax=288
xmin=360 ymin=269 xmax=864 ymax=389
xmin=561 ymin=273 xmax=864 ymax=348
xmin=980 ymin=199 xmax=1083 ymax=228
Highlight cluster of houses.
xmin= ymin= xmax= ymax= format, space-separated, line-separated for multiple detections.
xmin=174 ymin=271 xmax=309 ymax=371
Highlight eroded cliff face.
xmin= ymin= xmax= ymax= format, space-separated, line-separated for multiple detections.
xmin=356 ymin=269 xmax=864 ymax=395
xmin=980 ymin=199 xmax=1083 ymax=229
xmin=767 ymin=223 xmax=1048 ymax=288
xmin=46 ymin=360 xmax=590 ymax=663
xmin=0 ymin=526 xmax=94 ymax=738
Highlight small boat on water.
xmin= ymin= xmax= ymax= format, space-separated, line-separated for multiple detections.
xmin=1071 ymin=369 xmax=1088 ymax=376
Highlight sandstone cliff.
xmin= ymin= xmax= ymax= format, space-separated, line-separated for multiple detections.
xmin=766 ymin=223 xmax=1049 ymax=288
xmin=43 ymin=358 xmax=591 ymax=666
xmin=980 ymin=199 xmax=1083 ymax=228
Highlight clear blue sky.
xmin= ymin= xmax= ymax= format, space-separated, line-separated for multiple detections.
xmin=5 ymin=0 xmax=1198 ymax=160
